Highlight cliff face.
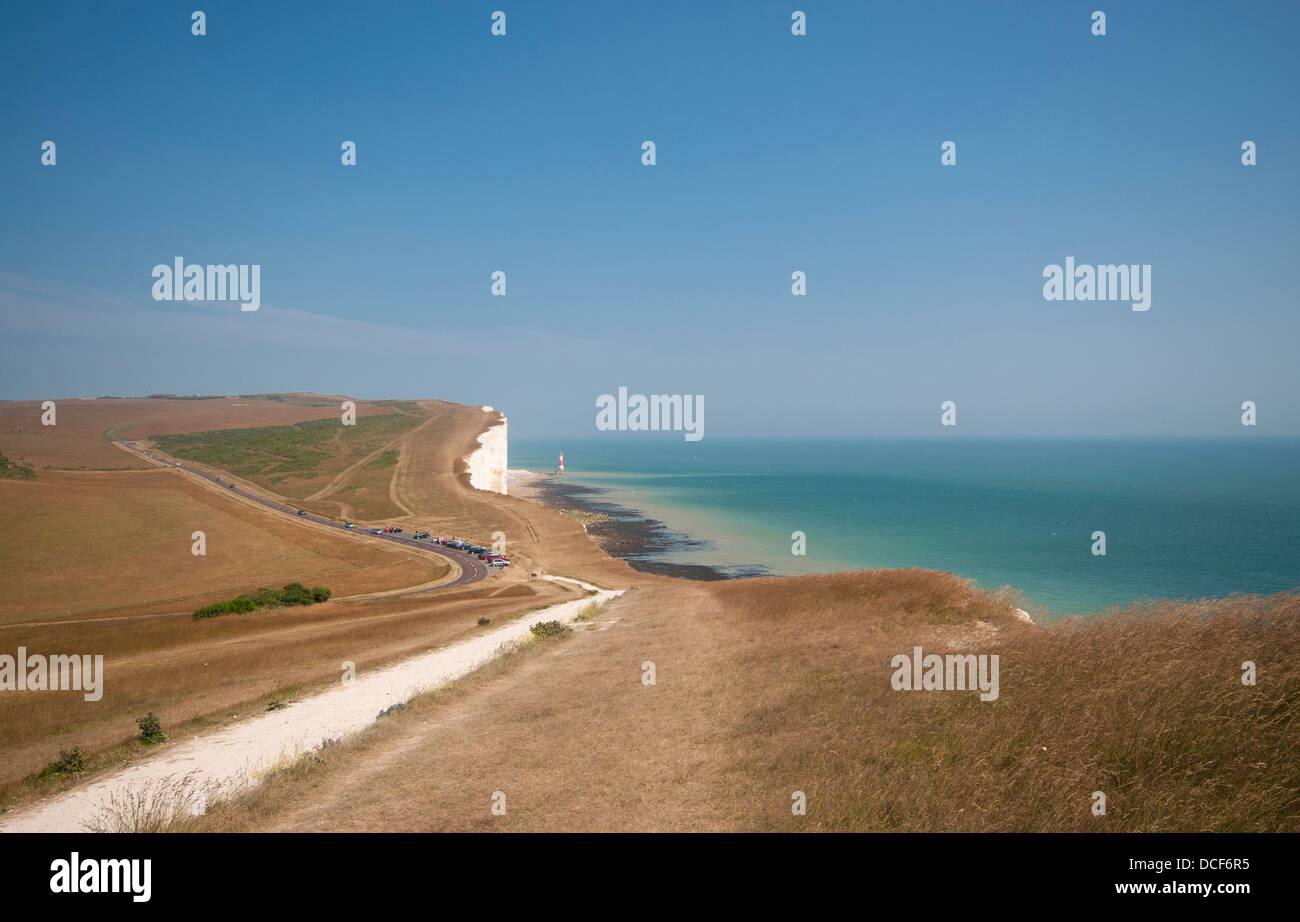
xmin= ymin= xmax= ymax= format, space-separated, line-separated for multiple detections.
xmin=466 ymin=408 xmax=508 ymax=495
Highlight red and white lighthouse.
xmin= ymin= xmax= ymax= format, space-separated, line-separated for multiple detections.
xmin=557 ymin=451 xmax=565 ymax=474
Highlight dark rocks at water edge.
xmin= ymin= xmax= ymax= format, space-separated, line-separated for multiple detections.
xmin=527 ymin=477 xmax=768 ymax=581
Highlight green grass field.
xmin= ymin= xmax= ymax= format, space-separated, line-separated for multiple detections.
xmin=153 ymin=412 xmax=422 ymax=493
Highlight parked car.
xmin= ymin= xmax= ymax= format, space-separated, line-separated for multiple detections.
xmin=468 ymin=546 xmax=487 ymax=555
xmin=488 ymin=558 xmax=511 ymax=567
xmin=414 ymin=531 xmax=430 ymax=539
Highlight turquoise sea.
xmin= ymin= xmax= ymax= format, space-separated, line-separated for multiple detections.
xmin=512 ymin=437 xmax=1300 ymax=617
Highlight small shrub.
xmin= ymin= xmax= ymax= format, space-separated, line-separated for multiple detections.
xmin=311 ymin=585 xmax=331 ymax=603
xmin=378 ymin=702 xmax=407 ymax=718
xmin=137 ymin=712 xmax=166 ymax=745
xmin=530 ymin=620 xmax=569 ymax=639
xmin=266 ymin=700 xmax=286 ymax=711
xmin=0 ymin=452 xmax=37 ymax=481
xmin=477 ymin=617 xmax=491 ymax=626
xmin=40 ymin=746 xmax=89 ymax=778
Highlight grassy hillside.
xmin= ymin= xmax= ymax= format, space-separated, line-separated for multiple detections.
xmin=153 ymin=413 xmax=422 ymax=493
xmin=179 ymin=571 xmax=1299 ymax=832
xmin=0 ymin=470 xmax=447 ymax=623
xmin=0 ymin=395 xmax=630 ymax=806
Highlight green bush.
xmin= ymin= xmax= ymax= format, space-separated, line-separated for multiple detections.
xmin=0 ymin=452 xmax=37 ymax=481
xmin=192 ymin=596 xmax=257 ymax=620
xmin=137 ymin=712 xmax=166 ymax=745
xmin=192 ymin=583 xmax=332 ymax=619
xmin=278 ymin=582 xmax=313 ymax=606
xmin=40 ymin=746 xmax=89 ymax=778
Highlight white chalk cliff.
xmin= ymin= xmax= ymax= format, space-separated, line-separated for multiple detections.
xmin=466 ymin=409 xmax=508 ymax=495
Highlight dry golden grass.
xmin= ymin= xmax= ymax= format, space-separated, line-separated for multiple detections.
xmin=179 ymin=571 xmax=1298 ymax=833
xmin=0 ymin=470 xmax=447 ymax=622
xmin=0 ymin=395 xmax=400 ymax=472
xmin=0 ymin=394 xmax=637 ymax=804
xmin=82 ymin=771 xmax=214 ymax=833
xmin=0 ymin=574 xmax=574 ymax=801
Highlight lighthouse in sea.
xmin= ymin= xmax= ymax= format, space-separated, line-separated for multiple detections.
xmin=557 ymin=451 xmax=564 ymax=474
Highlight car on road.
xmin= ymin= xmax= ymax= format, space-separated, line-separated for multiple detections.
xmin=344 ymin=522 xmax=355 ymax=529
xmin=297 ymin=509 xmax=307 ymax=516
xmin=370 ymin=528 xmax=383 ymax=535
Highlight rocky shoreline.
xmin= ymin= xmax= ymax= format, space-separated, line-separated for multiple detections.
xmin=512 ymin=472 xmax=769 ymax=581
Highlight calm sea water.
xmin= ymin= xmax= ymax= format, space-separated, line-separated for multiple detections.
xmin=512 ymin=437 xmax=1300 ymax=617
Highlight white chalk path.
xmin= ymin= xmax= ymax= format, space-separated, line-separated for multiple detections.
xmin=1 ymin=576 xmax=623 ymax=833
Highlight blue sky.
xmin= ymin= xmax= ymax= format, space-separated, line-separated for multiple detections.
xmin=1 ymin=1 xmax=1297 ymax=438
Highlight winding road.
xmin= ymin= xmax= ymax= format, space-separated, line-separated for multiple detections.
xmin=108 ymin=431 xmax=490 ymax=593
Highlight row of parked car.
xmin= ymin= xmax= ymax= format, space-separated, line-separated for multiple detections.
xmin=435 ymin=537 xmax=511 ymax=567
xmin=345 ymin=525 xmax=512 ymax=568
